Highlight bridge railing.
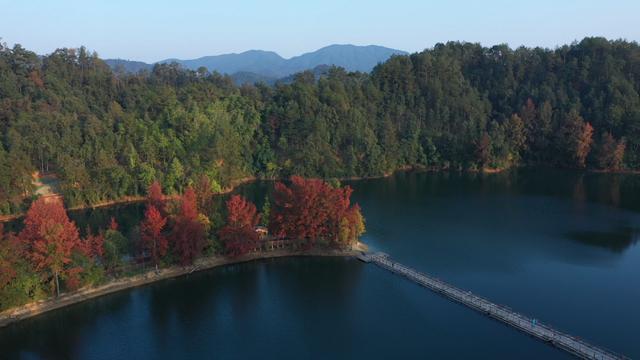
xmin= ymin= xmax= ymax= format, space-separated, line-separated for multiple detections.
xmin=368 ymin=253 xmax=627 ymax=360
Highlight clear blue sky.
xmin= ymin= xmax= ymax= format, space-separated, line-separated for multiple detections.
xmin=1 ymin=0 xmax=639 ymax=62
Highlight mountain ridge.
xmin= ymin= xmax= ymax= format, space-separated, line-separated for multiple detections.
xmin=105 ymin=44 xmax=407 ymax=81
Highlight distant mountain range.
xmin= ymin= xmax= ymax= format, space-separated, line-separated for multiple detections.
xmin=105 ymin=44 xmax=407 ymax=84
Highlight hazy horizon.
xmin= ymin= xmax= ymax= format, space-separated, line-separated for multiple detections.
xmin=1 ymin=0 xmax=639 ymax=62
xmin=106 ymin=44 xmax=407 ymax=63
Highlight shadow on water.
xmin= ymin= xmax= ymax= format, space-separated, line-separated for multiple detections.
xmin=565 ymin=227 xmax=640 ymax=253
xmin=143 ymin=256 xmax=365 ymax=357
xmin=147 ymin=260 xmax=263 ymax=325
xmin=0 ymin=291 xmax=133 ymax=359
xmin=145 ymin=264 xmax=242 ymax=350
xmin=351 ymin=168 xmax=640 ymax=213
xmin=501 ymin=168 xmax=640 ymax=213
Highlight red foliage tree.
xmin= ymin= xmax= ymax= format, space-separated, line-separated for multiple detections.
xmin=80 ymin=227 xmax=105 ymax=259
xmin=219 ymin=195 xmax=260 ymax=257
xmin=180 ymin=187 xmax=199 ymax=220
xmin=273 ymin=176 xmax=337 ymax=245
xmin=171 ymin=187 xmax=205 ymax=265
xmin=226 ymin=195 xmax=260 ymax=227
xmin=269 ymin=176 xmax=364 ymax=248
xmin=148 ymin=180 xmax=165 ymax=214
xmin=140 ymin=205 xmax=168 ymax=268
xmin=64 ymin=266 xmax=84 ymax=291
xmin=109 ymin=217 xmax=118 ymax=231
xmin=19 ymin=198 xmax=81 ymax=296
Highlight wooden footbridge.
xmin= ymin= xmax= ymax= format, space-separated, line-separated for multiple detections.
xmin=357 ymin=252 xmax=627 ymax=360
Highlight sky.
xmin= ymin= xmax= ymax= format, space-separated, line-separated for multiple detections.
xmin=1 ymin=0 xmax=639 ymax=62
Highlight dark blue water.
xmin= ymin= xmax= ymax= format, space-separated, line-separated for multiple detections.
xmin=347 ymin=169 xmax=640 ymax=358
xmin=2 ymin=169 xmax=639 ymax=359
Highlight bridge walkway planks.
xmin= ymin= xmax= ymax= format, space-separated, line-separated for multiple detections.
xmin=364 ymin=252 xmax=627 ymax=360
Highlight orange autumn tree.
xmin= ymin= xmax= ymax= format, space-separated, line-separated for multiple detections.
xmin=19 ymin=198 xmax=81 ymax=297
xmin=337 ymin=204 xmax=366 ymax=248
xmin=576 ymin=122 xmax=594 ymax=168
xmin=219 ymin=195 xmax=260 ymax=257
xmin=171 ymin=187 xmax=205 ymax=265
xmin=558 ymin=111 xmax=594 ymax=168
xmin=270 ymin=176 xmax=365 ymax=248
xmin=193 ymin=174 xmax=218 ymax=213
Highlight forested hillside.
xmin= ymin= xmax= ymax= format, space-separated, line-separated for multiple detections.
xmin=1 ymin=37 xmax=639 ymax=214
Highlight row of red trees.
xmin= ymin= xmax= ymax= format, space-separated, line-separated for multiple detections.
xmin=269 ymin=176 xmax=365 ymax=248
xmin=139 ymin=182 xmax=206 ymax=267
xmin=0 ymin=176 xmax=365 ymax=303
xmin=139 ymin=176 xmax=365 ymax=262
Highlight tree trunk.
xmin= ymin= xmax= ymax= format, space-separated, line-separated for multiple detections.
xmin=55 ymin=271 xmax=60 ymax=297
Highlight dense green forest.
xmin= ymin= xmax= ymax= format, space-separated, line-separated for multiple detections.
xmin=1 ymin=37 xmax=639 ymax=214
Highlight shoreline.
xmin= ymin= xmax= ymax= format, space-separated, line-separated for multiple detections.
xmin=0 ymin=169 xmax=411 ymax=223
xmin=2 ymin=165 xmax=636 ymax=223
xmin=0 ymin=245 xmax=365 ymax=328
xmin=0 ymin=176 xmax=258 ymax=223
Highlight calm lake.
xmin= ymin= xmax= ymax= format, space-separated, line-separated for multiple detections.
xmin=2 ymin=169 xmax=640 ymax=359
